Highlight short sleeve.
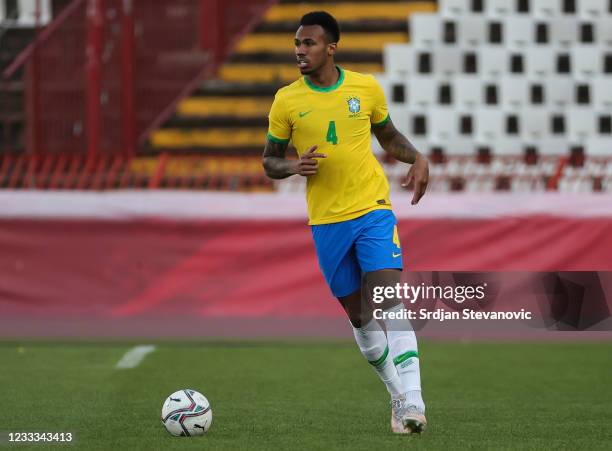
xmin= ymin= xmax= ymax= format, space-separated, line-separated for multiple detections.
xmin=370 ymin=77 xmax=390 ymax=127
xmin=267 ymin=93 xmax=291 ymax=143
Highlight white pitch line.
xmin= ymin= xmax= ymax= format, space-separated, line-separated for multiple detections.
xmin=115 ymin=345 xmax=156 ymax=369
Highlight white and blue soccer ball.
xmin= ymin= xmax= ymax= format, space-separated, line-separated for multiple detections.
xmin=161 ymin=389 xmax=212 ymax=436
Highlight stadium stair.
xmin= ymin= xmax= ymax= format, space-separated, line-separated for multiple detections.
xmin=148 ymin=0 xmax=437 ymax=156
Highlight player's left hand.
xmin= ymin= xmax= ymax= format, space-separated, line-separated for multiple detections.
xmin=402 ymin=153 xmax=429 ymax=205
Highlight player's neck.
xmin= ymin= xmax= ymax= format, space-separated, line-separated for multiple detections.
xmin=306 ymin=63 xmax=340 ymax=88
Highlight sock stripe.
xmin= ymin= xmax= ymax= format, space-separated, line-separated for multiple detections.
xmin=368 ymin=345 xmax=389 ymax=367
xmin=393 ymin=350 xmax=419 ymax=366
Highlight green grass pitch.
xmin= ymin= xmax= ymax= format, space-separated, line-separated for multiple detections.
xmin=1 ymin=341 xmax=611 ymax=450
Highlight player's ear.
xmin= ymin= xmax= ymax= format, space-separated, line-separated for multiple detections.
xmin=327 ymin=42 xmax=337 ymax=56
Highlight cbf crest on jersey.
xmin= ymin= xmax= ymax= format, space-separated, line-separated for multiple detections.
xmin=347 ymin=96 xmax=361 ymax=114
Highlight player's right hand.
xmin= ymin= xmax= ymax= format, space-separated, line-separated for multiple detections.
xmin=294 ymin=145 xmax=326 ymax=176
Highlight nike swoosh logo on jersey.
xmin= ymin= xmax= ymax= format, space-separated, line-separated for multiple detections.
xmin=299 ymin=110 xmax=312 ymax=118
xmin=392 ymin=253 xmax=401 ymax=258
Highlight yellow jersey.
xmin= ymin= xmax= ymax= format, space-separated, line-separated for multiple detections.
xmin=267 ymin=66 xmax=392 ymax=225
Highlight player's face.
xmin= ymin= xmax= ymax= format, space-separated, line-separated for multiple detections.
xmin=294 ymin=25 xmax=336 ymax=75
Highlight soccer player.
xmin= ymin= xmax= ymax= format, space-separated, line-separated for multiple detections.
xmin=262 ymin=11 xmax=429 ymax=434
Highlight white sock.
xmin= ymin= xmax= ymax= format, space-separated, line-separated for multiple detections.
xmin=382 ymin=303 xmax=425 ymax=412
xmin=352 ymin=318 xmax=404 ymax=397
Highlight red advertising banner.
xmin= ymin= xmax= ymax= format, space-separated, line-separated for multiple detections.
xmin=1 ymin=193 xmax=611 ymax=338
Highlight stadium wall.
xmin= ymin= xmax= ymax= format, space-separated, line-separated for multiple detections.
xmin=1 ymin=192 xmax=611 ymax=338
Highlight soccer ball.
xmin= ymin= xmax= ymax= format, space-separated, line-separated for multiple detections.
xmin=161 ymin=389 xmax=212 ymax=436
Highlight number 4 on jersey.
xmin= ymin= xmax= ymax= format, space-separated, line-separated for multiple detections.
xmin=326 ymin=120 xmax=338 ymax=145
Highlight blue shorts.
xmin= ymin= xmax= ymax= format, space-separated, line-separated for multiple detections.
xmin=311 ymin=209 xmax=403 ymax=298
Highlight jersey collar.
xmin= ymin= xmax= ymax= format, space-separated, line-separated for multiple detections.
xmin=304 ymin=66 xmax=345 ymax=93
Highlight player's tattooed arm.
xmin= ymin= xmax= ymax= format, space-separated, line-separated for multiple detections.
xmin=262 ymin=139 xmax=326 ymax=179
xmin=262 ymin=139 xmax=294 ymax=179
xmin=372 ymin=119 xmax=421 ymax=164
xmin=372 ymin=119 xmax=429 ymax=205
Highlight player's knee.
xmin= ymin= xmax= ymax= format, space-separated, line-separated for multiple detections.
xmin=365 ymin=268 xmax=401 ymax=286
xmin=345 ymin=306 xmax=369 ymax=328
xmin=348 ymin=316 xmax=363 ymax=328
xmin=337 ymin=289 xmax=370 ymax=327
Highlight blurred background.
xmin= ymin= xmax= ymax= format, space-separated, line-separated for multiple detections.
xmin=1 ymin=0 xmax=611 ymax=338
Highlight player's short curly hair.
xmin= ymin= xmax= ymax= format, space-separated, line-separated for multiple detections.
xmin=300 ymin=11 xmax=340 ymax=43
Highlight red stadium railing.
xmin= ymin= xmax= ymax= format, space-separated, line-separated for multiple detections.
xmin=0 ymin=152 xmax=273 ymax=190
xmin=1 ymin=151 xmax=609 ymax=192
xmin=1 ymin=0 xmax=276 ymax=158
